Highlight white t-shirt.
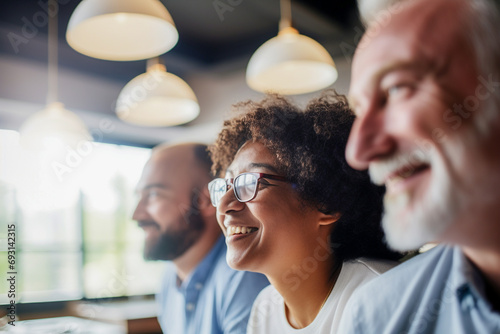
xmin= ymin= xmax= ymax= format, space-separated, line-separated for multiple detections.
xmin=246 ymin=258 xmax=397 ymax=334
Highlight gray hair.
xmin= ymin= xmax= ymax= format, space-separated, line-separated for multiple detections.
xmin=357 ymin=0 xmax=402 ymax=26
xmin=463 ymin=0 xmax=500 ymax=135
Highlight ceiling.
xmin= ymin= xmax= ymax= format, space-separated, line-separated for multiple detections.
xmin=0 ymin=0 xmax=361 ymax=146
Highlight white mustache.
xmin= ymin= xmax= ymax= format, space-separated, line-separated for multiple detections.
xmin=369 ymin=148 xmax=432 ymax=185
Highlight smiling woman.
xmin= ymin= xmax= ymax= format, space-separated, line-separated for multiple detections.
xmin=208 ymin=90 xmax=403 ymax=333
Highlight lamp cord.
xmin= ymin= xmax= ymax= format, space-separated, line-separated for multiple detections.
xmin=279 ymin=0 xmax=292 ymax=30
xmin=47 ymin=0 xmax=58 ymax=105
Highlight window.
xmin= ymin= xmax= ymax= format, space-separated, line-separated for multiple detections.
xmin=0 ymin=141 xmax=165 ymax=305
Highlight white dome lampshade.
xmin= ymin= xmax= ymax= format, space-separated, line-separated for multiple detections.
xmin=246 ymin=27 xmax=338 ymax=95
xmin=19 ymin=102 xmax=92 ymax=151
xmin=116 ymin=62 xmax=200 ymax=126
xmin=66 ymin=0 xmax=179 ymax=61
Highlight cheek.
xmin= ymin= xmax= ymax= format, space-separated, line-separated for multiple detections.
xmin=216 ymin=212 xmax=225 ymax=233
xmin=147 ymin=200 xmax=184 ymax=227
xmin=252 ymin=196 xmax=287 ymax=218
xmin=253 ymin=199 xmax=305 ymax=230
xmin=388 ymin=91 xmax=451 ymax=141
xmin=146 ymin=201 xmax=164 ymax=218
xmin=415 ymin=81 xmax=474 ymax=136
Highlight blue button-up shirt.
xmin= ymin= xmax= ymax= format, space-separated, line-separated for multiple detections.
xmin=157 ymin=236 xmax=269 ymax=334
xmin=338 ymin=245 xmax=500 ymax=334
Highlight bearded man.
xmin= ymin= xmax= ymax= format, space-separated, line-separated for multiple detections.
xmin=338 ymin=0 xmax=500 ymax=332
xmin=133 ymin=143 xmax=268 ymax=334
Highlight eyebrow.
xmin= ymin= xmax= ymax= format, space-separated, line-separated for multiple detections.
xmin=226 ymin=162 xmax=281 ymax=176
xmin=145 ymin=183 xmax=167 ymax=190
xmin=374 ymin=60 xmax=423 ymax=82
xmin=248 ymin=163 xmax=280 ymax=174
xmin=136 ymin=183 xmax=168 ymax=193
xmin=374 ymin=61 xmax=432 ymax=92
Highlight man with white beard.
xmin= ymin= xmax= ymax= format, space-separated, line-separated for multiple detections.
xmin=337 ymin=0 xmax=500 ymax=332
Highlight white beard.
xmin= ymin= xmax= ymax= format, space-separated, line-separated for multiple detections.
xmin=368 ymin=84 xmax=499 ymax=251
xmin=370 ymin=143 xmax=463 ymax=252
xmin=384 ymin=149 xmax=458 ymax=251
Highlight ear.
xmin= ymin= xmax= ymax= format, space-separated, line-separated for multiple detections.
xmin=318 ymin=212 xmax=341 ymax=226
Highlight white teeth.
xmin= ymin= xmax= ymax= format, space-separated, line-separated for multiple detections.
xmin=386 ymin=175 xmax=404 ymax=189
xmin=226 ymin=226 xmax=256 ymax=236
xmin=369 ymin=149 xmax=432 ymax=186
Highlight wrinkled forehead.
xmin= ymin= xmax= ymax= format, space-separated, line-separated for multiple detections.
xmin=353 ymin=0 xmax=470 ymax=75
xmin=367 ymin=0 xmax=467 ymax=38
xmin=351 ymin=0 xmax=472 ymax=88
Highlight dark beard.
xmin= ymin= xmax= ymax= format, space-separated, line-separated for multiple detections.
xmin=144 ymin=195 xmax=206 ymax=261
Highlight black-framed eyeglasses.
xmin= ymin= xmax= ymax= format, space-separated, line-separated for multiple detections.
xmin=208 ymin=172 xmax=288 ymax=207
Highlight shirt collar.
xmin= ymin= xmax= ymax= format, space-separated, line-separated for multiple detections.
xmin=176 ymin=235 xmax=225 ymax=292
xmin=450 ymin=246 xmax=486 ymax=309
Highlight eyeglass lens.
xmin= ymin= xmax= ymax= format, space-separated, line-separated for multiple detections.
xmin=234 ymin=173 xmax=257 ymax=202
xmin=209 ymin=173 xmax=260 ymax=206
xmin=209 ymin=179 xmax=227 ymax=207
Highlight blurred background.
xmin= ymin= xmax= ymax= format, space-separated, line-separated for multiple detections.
xmin=0 ymin=0 xmax=361 ymax=332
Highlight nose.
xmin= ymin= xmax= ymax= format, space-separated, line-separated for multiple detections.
xmin=217 ymin=185 xmax=245 ymax=218
xmin=132 ymin=196 xmax=149 ymax=221
xmin=346 ymin=106 xmax=396 ymax=170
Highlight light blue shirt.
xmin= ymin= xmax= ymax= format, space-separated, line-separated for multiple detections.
xmin=157 ymin=236 xmax=269 ymax=334
xmin=338 ymin=245 xmax=500 ymax=334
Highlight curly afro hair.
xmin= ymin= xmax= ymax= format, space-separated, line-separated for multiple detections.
xmin=209 ymin=90 xmax=401 ymax=263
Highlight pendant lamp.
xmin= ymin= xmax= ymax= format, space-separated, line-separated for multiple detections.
xmin=115 ymin=58 xmax=200 ymax=127
xmin=20 ymin=0 xmax=91 ymax=151
xmin=66 ymin=0 xmax=178 ymax=61
xmin=246 ymin=0 xmax=337 ymax=95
